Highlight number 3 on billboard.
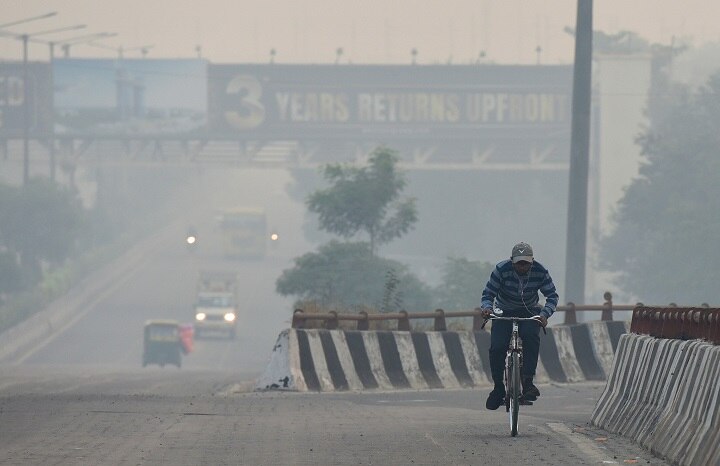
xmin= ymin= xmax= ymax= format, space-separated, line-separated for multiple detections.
xmin=224 ymin=75 xmax=265 ymax=130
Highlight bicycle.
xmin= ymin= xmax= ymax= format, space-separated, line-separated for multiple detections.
xmin=482 ymin=309 xmax=546 ymax=437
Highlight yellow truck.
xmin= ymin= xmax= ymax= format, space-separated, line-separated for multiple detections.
xmin=218 ymin=207 xmax=267 ymax=259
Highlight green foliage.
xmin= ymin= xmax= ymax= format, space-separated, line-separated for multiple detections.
xmin=380 ymin=268 xmax=403 ymax=313
xmin=601 ymin=72 xmax=720 ymax=303
xmin=0 ymin=178 xmax=84 ymax=283
xmin=0 ymin=251 xmax=22 ymax=295
xmin=307 ymin=146 xmax=417 ymax=253
xmin=276 ymin=241 xmax=432 ymax=311
xmin=433 ymin=257 xmax=494 ymax=310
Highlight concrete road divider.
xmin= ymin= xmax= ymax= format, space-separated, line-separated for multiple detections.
xmin=255 ymin=321 xmax=629 ymax=392
xmin=591 ymin=333 xmax=720 ymax=466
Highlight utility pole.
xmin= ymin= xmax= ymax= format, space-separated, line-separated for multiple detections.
xmin=22 ymin=34 xmax=29 ymax=185
xmin=564 ymin=0 xmax=593 ymax=314
xmin=0 ymin=15 xmax=84 ymax=185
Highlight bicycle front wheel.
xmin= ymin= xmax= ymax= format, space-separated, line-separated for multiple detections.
xmin=510 ymin=352 xmax=520 ymax=436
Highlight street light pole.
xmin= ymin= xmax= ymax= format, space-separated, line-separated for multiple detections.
xmin=48 ymin=41 xmax=56 ymax=181
xmin=564 ymin=0 xmax=593 ymax=312
xmin=57 ymin=32 xmax=117 ymax=57
xmin=0 ymin=12 xmax=57 ymax=29
xmin=3 ymin=23 xmax=86 ymax=184
xmin=22 ymin=34 xmax=30 ymax=185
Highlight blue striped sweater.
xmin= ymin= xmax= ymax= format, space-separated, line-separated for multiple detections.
xmin=480 ymin=259 xmax=559 ymax=318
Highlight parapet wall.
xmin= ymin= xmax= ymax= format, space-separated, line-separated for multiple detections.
xmin=255 ymin=321 xmax=629 ymax=392
xmin=591 ymin=334 xmax=720 ymax=466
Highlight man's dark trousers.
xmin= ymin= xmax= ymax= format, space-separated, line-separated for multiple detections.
xmin=489 ymin=318 xmax=541 ymax=383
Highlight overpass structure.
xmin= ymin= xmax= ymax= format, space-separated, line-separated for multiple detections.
xmin=3 ymin=57 xmax=655 ymax=302
xmin=1 ymin=59 xmax=572 ymax=172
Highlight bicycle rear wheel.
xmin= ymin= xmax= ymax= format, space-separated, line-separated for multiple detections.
xmin=510 ymin=352 xmax=520 ymax=436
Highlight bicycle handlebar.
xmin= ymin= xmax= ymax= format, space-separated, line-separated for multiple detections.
xmin=486 ymin=315 xmax=543 ymax=322
xmin=480 ymin=312 xmax=547 ymax=334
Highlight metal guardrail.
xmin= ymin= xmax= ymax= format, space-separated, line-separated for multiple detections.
xmin=291 ymin=291 xmax=639 ymax=331
xmin=630 ymin=307 xmax=720 ymax=345
xmin=291 ymin=292 xmax=719 ymax=344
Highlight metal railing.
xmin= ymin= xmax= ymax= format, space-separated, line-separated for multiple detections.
xmin=630 ymin=307 xmax=720 ymax=344
xmin=291 ymin=291 xmax=638 ymax=331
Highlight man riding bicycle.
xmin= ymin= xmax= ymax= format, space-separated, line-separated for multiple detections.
xmin=480 ymin=242 xmax=559 ymax=410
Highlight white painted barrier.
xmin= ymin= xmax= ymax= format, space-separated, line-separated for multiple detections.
xmin=591 ymin=334 xmax=720 ymax=466
xmin=256 ymin=321 xmax=627 ymax=392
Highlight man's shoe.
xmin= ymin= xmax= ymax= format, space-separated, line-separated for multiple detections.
xmin=522 ymin=379 xmax=540 ymax=402
xmin=486 ymin=387 xmax=506 ymax=410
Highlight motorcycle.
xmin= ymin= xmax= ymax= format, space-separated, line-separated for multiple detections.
xmin=186 ymin=227 xmax=198 ymax=251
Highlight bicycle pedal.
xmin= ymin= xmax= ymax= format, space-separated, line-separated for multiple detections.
xmin=519 ymin=399 xmax=534 ymax=406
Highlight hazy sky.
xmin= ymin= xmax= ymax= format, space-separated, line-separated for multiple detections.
xmin=1 ymin=1 xmax=718 ymax=64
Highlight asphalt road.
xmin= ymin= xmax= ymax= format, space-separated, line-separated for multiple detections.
xmin=0 ymin=369 xmax=669 ymax=465
xmin=0 ymin=168 xmax=670 ymax=465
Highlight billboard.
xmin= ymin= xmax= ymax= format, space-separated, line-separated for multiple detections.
xmin=53 ymin=58 xmax=207 ymax=136
xmin=0 ymin=62 xmax=52 ymax=137
xmin=208 ymin=64 xmax=572 ymax=141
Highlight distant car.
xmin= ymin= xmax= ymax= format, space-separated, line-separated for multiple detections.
xmin=194 ymin=291 xmax=237 ymax=340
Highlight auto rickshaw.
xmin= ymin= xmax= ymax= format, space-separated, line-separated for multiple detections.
xmin=143 ymin=320 xmax=182 ymax=368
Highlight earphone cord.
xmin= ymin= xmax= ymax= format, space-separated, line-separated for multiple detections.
xmin=519 ymin=263 xmax=536 ymax=317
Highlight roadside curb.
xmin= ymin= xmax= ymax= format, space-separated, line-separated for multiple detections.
xmin=0 ymin=224 xmax=177 ymax=364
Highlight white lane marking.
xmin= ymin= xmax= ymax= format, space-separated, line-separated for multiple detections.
xmin=424 ymin=432 xmax=450 ymax=456
xmin=546 ymin=422 xmax=616 ymax=463
xmin=376 ymin=399 xmax=435 ymax=403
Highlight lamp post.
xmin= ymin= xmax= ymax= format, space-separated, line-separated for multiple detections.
xmin=84 ymin=42 xmax=153 ymax=59
xmin=19 ymin=25 xmax=85 ymax=184
xmin=56 ymin=32 xmax=117 ymax=57
xmin=564 ymin=0 xmax=593 ymax=309
xmin=0 ymin=12 xmax=57 ymax=29
xmin=0 ymin=12 xmax=57 ymax=184
xmin=1 ymin=21 xmax=85 ymax=184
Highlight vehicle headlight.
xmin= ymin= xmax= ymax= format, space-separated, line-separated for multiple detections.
xmin=224 ymin=313 xmax=236 ymax=322
xmin=195 ymin=312 xmax=206 ymax=321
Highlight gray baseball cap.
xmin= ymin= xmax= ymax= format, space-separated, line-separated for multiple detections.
xmin=511 ymin=242 xmax=534 ymax=263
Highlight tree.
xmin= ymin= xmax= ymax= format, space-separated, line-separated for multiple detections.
xmin=307 ymin=147 xmax=417 ymax=253
xmin=601 ymin=72 xmax=720 ymax=303
xmin=0 ymin=251 xmax=22 ymax=296
xmin=433 ymin=257 xmax=494 ymax=310
xmin=276 ymin=241 xmax=432 ymax=311
xmin=0 ymin=179 xmax=84 ymax=284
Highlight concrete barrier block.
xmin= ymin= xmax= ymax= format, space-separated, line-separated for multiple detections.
xmin=257 ymin=323 xmax=628 ymax=393
xmin=591 ymin=334 xmax=720 ymax=466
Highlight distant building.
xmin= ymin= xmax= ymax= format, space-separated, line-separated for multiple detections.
xmin=115 ymin=67 xmax=145 ymax=120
